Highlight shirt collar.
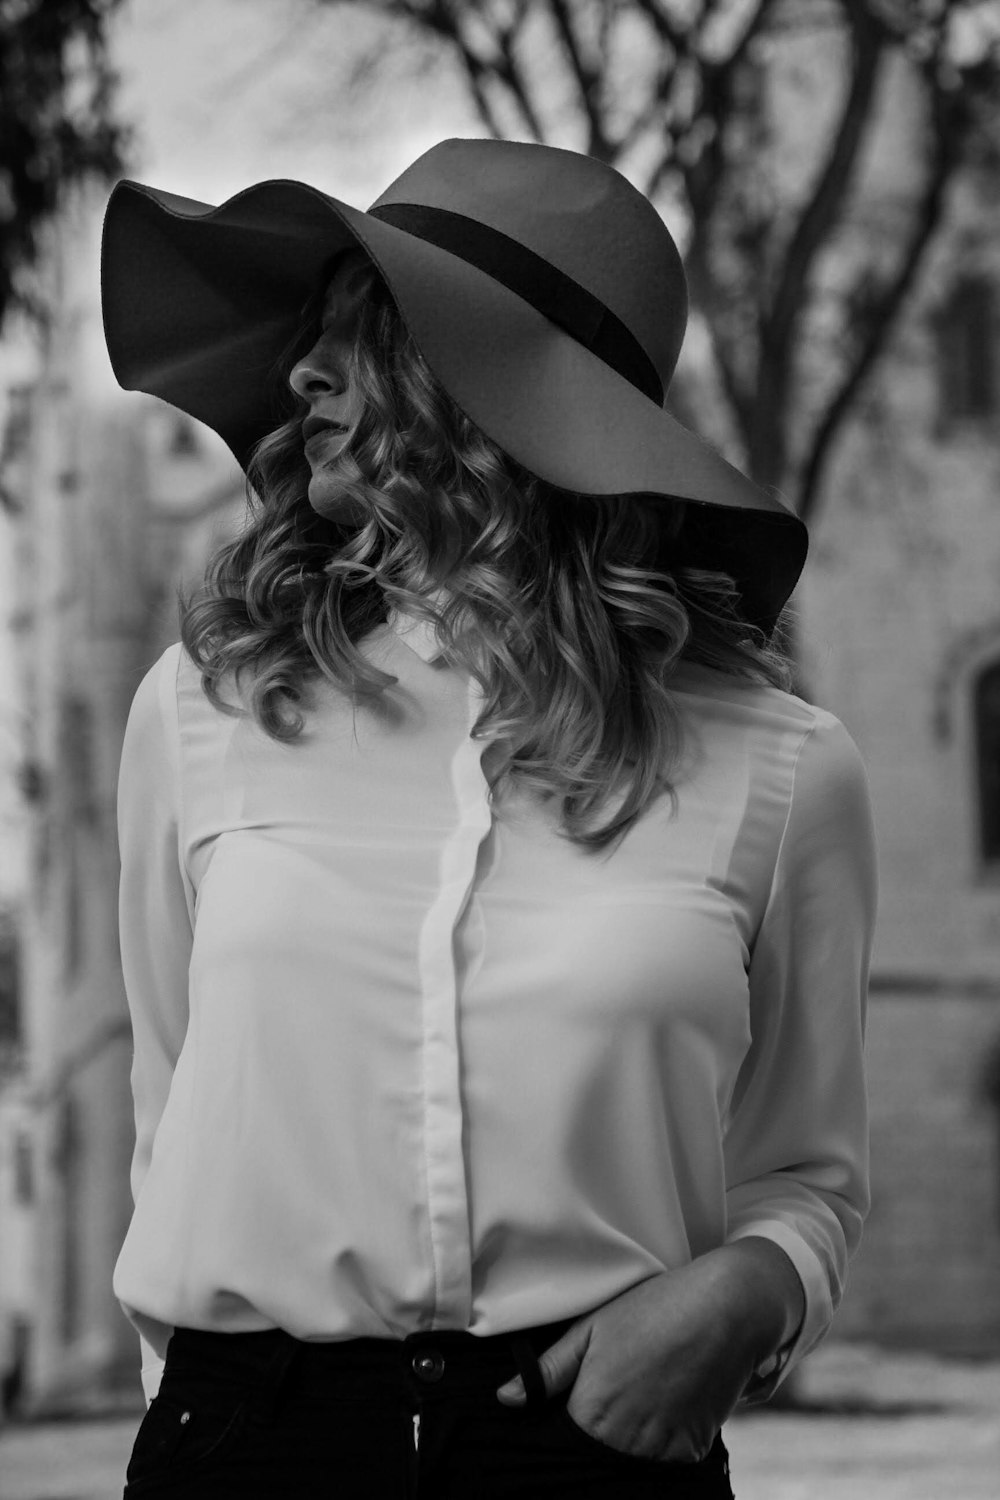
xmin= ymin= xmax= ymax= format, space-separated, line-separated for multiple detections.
xmin=386 ymin=598 xmax=715 ymax=687
xmin=385 ymin=590 xmax=449 ymax=664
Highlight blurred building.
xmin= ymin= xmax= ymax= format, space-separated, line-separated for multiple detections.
xmin=773 ymin=41 xmax=1000 ymax=1353
xmin=0 ymin=21 xmax=998 ymax=1417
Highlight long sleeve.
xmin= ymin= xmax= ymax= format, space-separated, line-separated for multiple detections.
xmin=115 ymin=644 xmax=194 ymax=1406
xmin=723 ymin=709 xmax=878 ymax=1403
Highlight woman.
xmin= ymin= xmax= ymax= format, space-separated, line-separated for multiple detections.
xmin=103 ymin=137 xmax=878 ymax=1498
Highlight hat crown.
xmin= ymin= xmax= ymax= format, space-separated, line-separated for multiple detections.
xmin=369 ymin=138 xmax=688 ymax=396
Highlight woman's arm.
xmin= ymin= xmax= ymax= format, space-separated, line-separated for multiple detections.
xmin=115 ymin=643 xmax=195 ymax=1406
xmin=711 ymin=1235 xmax=806 ymax=1366
xmin=722 ymin=709 xmax=879 ymax=1403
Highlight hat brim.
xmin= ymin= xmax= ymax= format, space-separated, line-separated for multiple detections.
xmin=101 ymin=177 xmax=807 ymax=634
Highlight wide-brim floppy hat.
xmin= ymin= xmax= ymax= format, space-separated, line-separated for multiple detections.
xmin=101 ymin=136 xmax=807 ymax=637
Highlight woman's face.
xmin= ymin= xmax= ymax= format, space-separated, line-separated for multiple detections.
xmin=288 ymin=247 xmax=376 ymax=512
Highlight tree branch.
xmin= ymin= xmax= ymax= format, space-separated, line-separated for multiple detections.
xmin=750 ymin=0 xmax=885 ymax=485
xmin=391 ymin=0 xmax=542 ymax=140
xmin=687 ymin=269 xmax=755 ymax=442
xmin=794 ymin=53 xmax=967 ymax=523
xmin=491 ymin=6 xmax=547 ymax=140
xmin=761 ymin=2 xmax=884 ymax=369
xmin=651 ymin=1 xmax=776 ymax=446
xmin=683 ymin=1 xmax=774 ymax=229
xmin=547 ymin=0 xmax=609 ymax=157
xmin=631 ymin=0 xmax=693 ymax=56
xmin=456 ymin=41 xmax=509 ymax=138
xmin=619 ymin=89 xmax=672 ymax=164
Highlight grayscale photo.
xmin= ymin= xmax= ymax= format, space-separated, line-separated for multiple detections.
xmin=0 ymin=1 xmax=998 ymax=1496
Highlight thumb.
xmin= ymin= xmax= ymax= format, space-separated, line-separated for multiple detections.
xmin=496 ymin=1320 xmax=592 ymax=1404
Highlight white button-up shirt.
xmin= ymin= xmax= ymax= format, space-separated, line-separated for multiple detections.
xmin=113 ymin=605 xmax=878 ymax=1410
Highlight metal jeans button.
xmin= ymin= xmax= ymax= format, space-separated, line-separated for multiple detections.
xmin=411 ymin=1349 xmax=445 ymax=1382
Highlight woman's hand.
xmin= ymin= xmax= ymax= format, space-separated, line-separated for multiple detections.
xmin=496 ymin=1242 xmax=802 ymax=1464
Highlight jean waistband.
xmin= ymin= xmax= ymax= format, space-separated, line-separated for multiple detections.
xmin=165 ymin=1315 xmax=579 ymax=1406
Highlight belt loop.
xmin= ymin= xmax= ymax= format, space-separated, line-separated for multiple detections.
xmin=508 ymin=1335 xmax=548 ymax=1413
xmin=252 ymin=1330 xmax=301 ymax=1425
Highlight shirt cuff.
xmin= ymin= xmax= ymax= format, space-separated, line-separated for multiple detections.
xmin=724 ymin=1219 xmax=834 ymax=1404
xmin=141 ymin=1356 xmax=166 ymax=1409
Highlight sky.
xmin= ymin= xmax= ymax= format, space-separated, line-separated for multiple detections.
xmin=111 ymin=0 xmax=481 ymax=203
xmin=0 ymin=0 xmax=487 ymax=903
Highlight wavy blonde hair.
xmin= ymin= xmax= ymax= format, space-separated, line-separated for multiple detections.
xmin=177 ymin=259 xmax=795 ymax=855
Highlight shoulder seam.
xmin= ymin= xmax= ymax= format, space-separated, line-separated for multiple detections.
xmin=153 ymin=643 xmax=183 ymax=787
xmin=156 ymin=642 xmax=196 ymax=930
xmin=751 ymin=717 xmax=818 ymax=951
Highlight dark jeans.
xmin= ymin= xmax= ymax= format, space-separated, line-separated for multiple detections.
xmin=122 ymin=1315 xmax=736 ymax=1498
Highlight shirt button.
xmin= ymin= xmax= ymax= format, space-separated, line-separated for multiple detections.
xmin=411 ymin=1350 xmax=445 ymax=1382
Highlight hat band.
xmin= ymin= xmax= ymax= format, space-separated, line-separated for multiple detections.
xmin=367 ymin=202 xmax=665 ymax=407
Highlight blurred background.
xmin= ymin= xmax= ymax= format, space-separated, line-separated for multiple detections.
xmin=1 ymin=1 xmax=999 ymax=1496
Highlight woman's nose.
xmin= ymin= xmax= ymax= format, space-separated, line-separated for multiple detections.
xmin=288 ymin=339 xmax=347 ymax=402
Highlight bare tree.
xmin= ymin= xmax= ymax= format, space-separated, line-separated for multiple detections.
xmin=301 ymin=0 xmax=999 ymax=537
xmin=0 ymin=0 xmax=131 ymax=336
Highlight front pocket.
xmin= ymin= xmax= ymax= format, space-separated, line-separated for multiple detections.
xmin=554 ymin=1401 xmax=684 ymax=1471
xmin=124 ymin=1388 xmax=248 ymax=1493
xmin=554 ymin=1404 xmax=734 ymax=1495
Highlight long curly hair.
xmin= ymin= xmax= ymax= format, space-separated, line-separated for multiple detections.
xmin=177 ymin=257 xmax=795 ymax=856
